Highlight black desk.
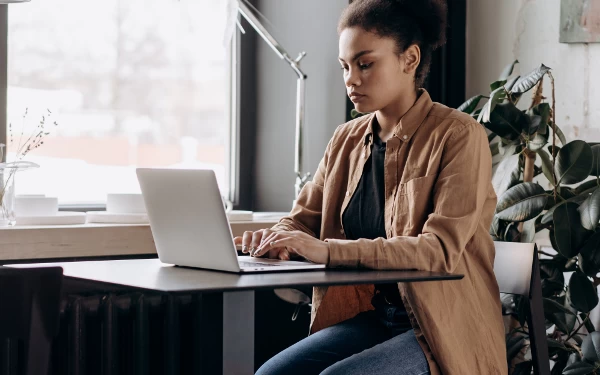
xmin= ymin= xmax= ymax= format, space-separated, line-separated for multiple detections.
xmin=9 ymin=259 xmax=463 ymax=375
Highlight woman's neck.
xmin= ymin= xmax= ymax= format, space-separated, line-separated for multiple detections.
xmin=374 ymin=90 xmax=419 ymax=142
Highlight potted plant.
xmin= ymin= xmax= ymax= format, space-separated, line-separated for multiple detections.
xmin=459 ymin=60 xmax=600 ymax=374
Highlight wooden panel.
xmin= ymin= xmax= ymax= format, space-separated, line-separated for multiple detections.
xmin=0 ymin=221 xmax=278 ymax=262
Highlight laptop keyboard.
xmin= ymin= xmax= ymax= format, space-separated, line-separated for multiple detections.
xmin=239 ymin=261 xmax=281 ymax=268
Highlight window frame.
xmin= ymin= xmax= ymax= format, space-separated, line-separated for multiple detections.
xmin=0 ymin=3 xmax=239 ymax=212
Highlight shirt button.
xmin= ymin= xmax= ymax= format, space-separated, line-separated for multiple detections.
xmin=402 ymin=135 xmax=408 ymax=140
xmin=346 ymin=191 xmax=350 ymax=197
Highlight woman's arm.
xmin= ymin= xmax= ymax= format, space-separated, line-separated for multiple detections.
xmin=326 ymin=120 xmax=494 ymax=273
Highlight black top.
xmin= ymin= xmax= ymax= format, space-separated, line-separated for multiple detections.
xmin=342 ymin=130 xmax=406 ymax=307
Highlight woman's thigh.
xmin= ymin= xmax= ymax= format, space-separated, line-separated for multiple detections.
xmin=255 ymin=311 xmax=392 ymax=375
xmin=320 ymin=329 xmax=429 ymax=375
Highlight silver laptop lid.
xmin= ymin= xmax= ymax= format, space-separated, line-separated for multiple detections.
xmin=136 ymin=168 xmax=241 ymax=272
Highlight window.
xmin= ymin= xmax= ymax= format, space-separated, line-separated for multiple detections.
xmin=5 ymin=0 xmax=234 ymax=205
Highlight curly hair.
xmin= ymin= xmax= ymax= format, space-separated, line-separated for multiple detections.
xmin=338 ymin=0 xmax=448 ymax=88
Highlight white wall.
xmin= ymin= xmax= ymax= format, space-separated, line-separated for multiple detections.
xmin=254 ymin=0 xmax=348 ymax=211
xmin=467 ymin=0 xmax=600 ymax=142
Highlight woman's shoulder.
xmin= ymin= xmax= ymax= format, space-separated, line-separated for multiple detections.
xmin=426 ymin=102 xmax=485 ymax=139
xmin=330 ymin=113 xmax=374 ymax=148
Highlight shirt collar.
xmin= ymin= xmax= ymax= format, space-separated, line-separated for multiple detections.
xmin=362 ymin=89 xmax=434 ymax=146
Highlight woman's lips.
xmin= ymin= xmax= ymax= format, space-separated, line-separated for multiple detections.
xmin=349 ymin=93 xmax=366 ymax=102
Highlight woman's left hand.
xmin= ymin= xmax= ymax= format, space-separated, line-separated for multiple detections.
xmin=253 ymin=230 xmax=330 ymax=265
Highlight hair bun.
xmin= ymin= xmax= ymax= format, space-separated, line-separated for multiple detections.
xmin=391 ymin=0 xmax=448 ymax=50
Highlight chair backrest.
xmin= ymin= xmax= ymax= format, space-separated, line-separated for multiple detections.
xmin=493 ymin=241 xmax=550 ymax=375
xmin=493 ymin=241 xmax=535 ymax=296
xmin=0 ymin=266 xmax=63 ymax=375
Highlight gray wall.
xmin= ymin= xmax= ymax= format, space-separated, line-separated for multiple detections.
xmin=254 ymin=0 xmax=348 ymax=211
xmin=466 ymin=0 xmax=600 ymax=143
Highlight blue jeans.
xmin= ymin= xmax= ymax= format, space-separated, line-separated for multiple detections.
xmin=256 ymin=293 xmax=430 ymax=375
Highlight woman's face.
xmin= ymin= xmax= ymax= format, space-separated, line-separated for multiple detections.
xmin=338 ymin=27 xmax=418 ymax=114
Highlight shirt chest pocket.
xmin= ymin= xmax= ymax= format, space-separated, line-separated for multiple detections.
xmin=394 ymin=174 xmax=437 ymax=236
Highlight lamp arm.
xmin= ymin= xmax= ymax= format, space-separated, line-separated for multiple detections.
xmin=237 ymin=1 xmax=310 ymax=200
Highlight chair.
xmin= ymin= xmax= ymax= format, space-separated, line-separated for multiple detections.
xmin=493 ymin=241 xmax=550 ymax=375
xmin=0 ymin=267 xmax=63 ymax=375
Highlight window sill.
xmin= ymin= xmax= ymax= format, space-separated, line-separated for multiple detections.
xmin=0 ymin=220 xmax=280 ymax=263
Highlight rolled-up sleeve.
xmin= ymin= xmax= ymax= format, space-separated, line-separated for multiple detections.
xmin=327 ymin=121 xmax=493 ymax=273
xmin=271 ymin=126 xmax=340 ymax=238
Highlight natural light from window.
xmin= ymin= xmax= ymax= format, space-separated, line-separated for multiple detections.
xmin=7 ymin=0 xmax=230 ymax=205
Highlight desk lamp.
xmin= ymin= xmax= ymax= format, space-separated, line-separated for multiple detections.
xmin=231 ymin=0 xmax=311 ymax=201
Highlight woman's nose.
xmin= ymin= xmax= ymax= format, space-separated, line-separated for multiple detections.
xmin=344 ymin=68 xmax=361 ymax=88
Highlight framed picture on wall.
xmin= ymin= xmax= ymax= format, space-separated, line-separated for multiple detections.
xmin=560 ymin=0 xmax=600 ymax=43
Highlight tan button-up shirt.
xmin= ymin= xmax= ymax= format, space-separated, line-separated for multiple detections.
xmin=272 ymin=90 xmax=507 ymax=374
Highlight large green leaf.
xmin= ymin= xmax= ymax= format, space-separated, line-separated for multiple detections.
xmin=487 ymin=102 xmax=529 ymax=141
xmin=591 ymin=145 xmax=600 ymax=176
xmin=579 ymin=187 xmax=600 ymax=230
xmin=520 ymin=218 xmax=536 ymax=243
xmin=512 ymin=361 xmax=534 ymax=375
xmin=499 ymin=60 xmax=519 ymax=80
xmin=489 ymin=216 xmax=503 ymax=238
xmin=510 ymin=64 xmax=551 ymax=94
xmin=543 ymin=298 xmax=576 ymax=334
xmin=545 ymin=296 xmax=576 ymax=335
xmin=537 ymin=149 xmax=556 ymax=185
xmin=531 ymin=103 xmax=551 ymax=135
xmin=582 ymin=331 xmax=600 ymax=363
xmin=542 ymin=190 xmax=594 ymax=224
xmin=553 ymin=202 xmax=589 ymax=258
xmin=579 ymin=232 xmax=600 ymax=277
xmin=504 ymin=222 xmax=521 ymax=242
xmin=504 ymin=75 xmax=520 ymax=93
xmin=575 ymin=180 xmax=600 ymax=195
xmin=490 ymin=79 xmax=507 ymax=91
xmin=457 ymin=95 xmax=483 ymax=114
xmin=498 ymin=141 xmax=518 ymax=157
xmin=563 ymin=361 xmax=596 ymax=375
xmin=583 ymin=312 xmax=597 ymax=333
xmin=490 ymin=142 xmax=499 ymax=157
xmin=506 ymin=333 xmax=527 ymax=362
xmin=478 ymin=86 xmax=506 ymax=124
xmin=492 ymin=153 xmax=520 ymax=198
xmin=495 ymin=182 xmax=548 ymax=222
xmin=527 ymin=131 xmax=549 ymax=152
xmin=568 ymin=272 xmax=599 ymax=313
xmin=555 ymin=140 xmax=593 ymax=185
xmin=528 ymin=114 xmax=541 ymax=135
xmin=542 ymin=202 xmax=563 ymax=224
xmin=540 ymin=258 xmax=566 ymax=297
xmin=551 ymin=122 xmax=568 ymax=146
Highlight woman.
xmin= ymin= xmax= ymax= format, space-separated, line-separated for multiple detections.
xmin=234 ymin=0 xmax=507 ymax=373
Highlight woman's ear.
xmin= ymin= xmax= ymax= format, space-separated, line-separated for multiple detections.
xmin=401 ymin=44 xmax=420 ymax=75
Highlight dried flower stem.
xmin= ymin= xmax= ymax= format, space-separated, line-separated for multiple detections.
xmin=549 ymin=72 xmax=557 ymax=203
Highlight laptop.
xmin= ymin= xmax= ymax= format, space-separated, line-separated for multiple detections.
xmin=136 ymin=168 xmax=326 ymax=273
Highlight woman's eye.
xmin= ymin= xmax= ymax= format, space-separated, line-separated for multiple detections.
xmin=340 ymin=66 xmax=348 ymax=71
xmin=359 ymin=63 xmax=372 ymax=70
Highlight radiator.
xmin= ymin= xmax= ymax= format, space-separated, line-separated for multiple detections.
xmin=0 ymin=290 xmax=310 ymax=375
xmin=1 ymin=292 xmax=225 ymax=375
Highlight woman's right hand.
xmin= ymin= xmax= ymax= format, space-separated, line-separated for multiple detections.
xmin=233 ymin=229 xmax=293 ymax=260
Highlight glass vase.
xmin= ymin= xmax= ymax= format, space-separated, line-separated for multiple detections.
xmin=0 ymin=161 xmax=40 ymax=227
xmin=0 ymin=169 xmax=16 ymax=226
